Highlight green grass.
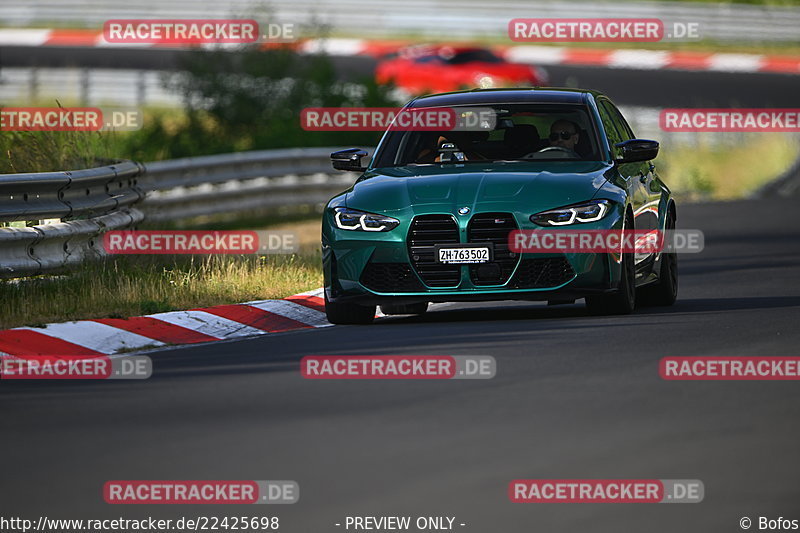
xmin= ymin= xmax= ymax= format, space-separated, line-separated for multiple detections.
xmin=0 ymin=129 xmax=120 ymax=174
xmin=0 ymin=251 xmax=323 ymax=330
xmin=0 ymin=218 xmax=324 ymax=330
xmin=0 ymin=106 xmax=198 ymax=176
xmin=657 ymin=133 xmax=799 ymax=201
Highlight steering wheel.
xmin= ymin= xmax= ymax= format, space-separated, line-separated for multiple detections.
xmin=523 ymin=146 xmax=580 ymax=159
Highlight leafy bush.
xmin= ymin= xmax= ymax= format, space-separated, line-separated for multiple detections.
xmin=122 ymin=45 xmax=402 ymax=160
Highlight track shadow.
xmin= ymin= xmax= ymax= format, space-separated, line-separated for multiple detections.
xmin=633 ymin=296 xmax=800 ymax=315
xmin=380 ymin=294 xmax=800 ymax=324
xmin=3 ymin=295 xmax=797 ymax=395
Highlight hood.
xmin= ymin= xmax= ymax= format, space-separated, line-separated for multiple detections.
xmin=346 ymin=161 xmax=612 ymax=217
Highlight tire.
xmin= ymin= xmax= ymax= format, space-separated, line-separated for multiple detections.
xmin=585 ymin=213 xmax=636 ymax=316
xmin=638 ymin=211 xmax=678 ymax=307
xmin=379 ymin=302 xmax=429 ymax=316
xmin=324 ymin=292 xmax=376 ymax=325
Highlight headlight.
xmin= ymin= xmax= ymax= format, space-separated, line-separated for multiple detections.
xmin=530 ymin=200 xmax=609 ymax=226
xmin=333 ymin=207 xmax=400 ymax=232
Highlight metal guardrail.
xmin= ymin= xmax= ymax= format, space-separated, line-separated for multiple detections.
xmin=1 ymin=141 xmax=799 ymax=278
xmin=0 ymin=209 xmax=144 ymax=277
xmin=138 ymin=147 xmax=361 ymax=222
xmin=0 ymin=148 xmax=360 ymax=278
xmin=0 ymin=160 xmax=146 ymax=277
xmin=0 ymin=160 xmax=143 ymax=223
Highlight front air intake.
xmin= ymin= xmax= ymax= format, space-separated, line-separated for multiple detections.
xmin=407 ymin=215 xmax=461 ymax=288
xmin=467 ymin=212 xmax=520 ymax=286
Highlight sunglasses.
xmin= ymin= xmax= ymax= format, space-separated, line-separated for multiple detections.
xmin=549 ymin=130 xmax=576 ymax=141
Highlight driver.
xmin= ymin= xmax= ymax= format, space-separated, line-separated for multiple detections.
xmin=548 ymin=119 xmax=580 ymax=151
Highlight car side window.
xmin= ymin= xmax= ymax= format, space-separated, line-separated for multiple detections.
xmin=415 ymin=56 xmax=443 ymax=64
xmin=597 ymin=101 xmax=624 ymax=158
xmin=603 ymin=101 xmax=636 ymax=140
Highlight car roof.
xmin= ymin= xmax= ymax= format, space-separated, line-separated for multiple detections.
xmin=407 ymin=88 xmax=600 ymax=108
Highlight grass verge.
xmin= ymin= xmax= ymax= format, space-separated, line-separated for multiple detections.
xmin=0 ymin=222 xmax=324 ymax=330
xmin=0 ymin=128 xmax=121 ymax=174
xmin=657 ymin=133 xmax=799 ymax=201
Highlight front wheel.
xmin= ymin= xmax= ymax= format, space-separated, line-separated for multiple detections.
xmin=638 ymin=212 xmax=678 ymax=306
xmin=585 ymin=215 xmax=636 ymax=316
xmin=324 ymin=292 xmax=376 ymax=325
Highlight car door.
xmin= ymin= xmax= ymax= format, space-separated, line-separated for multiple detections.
xmin=596 ymin=99 xmax=653 ymax=268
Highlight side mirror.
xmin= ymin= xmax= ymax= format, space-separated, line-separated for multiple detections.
xmin=614 ymin=139 xmax=659 ymax=163
xmin=331 ymin=148 xmax=369 ymax=172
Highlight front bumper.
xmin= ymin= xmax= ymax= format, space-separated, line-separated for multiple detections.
xmin=323 ymin=208 xmax=625 ymax=306
xmin=326 ymin=251 xmax=615 ymax=305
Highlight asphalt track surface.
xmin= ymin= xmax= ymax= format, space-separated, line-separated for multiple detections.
xmin=2 ymin=196 xmax=800 ymax=531
xmin=3 ymin=46 xmax=800 ymax=106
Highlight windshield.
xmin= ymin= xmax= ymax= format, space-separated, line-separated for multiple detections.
xmin=372 ymin=104 xmax=602 ymax=167
xmin=448 ymin=49 xmax=503 ymax=64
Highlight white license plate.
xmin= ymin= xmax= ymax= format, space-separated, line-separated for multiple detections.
xmin=437 ymin=247 xmax=490 ymax=264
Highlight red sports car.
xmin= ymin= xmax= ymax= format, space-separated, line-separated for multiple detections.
xmin=375 ymin=45 xmax=548 ymax=95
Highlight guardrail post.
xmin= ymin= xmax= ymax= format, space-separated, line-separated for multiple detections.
xmin=29 ymin=67 xmax=39 ymax=101
xmin=137 ymin=71 xmax=146 ymax=107
xmin=80 ymin=67 xmax=90 ymax=106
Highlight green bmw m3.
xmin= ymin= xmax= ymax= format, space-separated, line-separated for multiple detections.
xmin=322 ymin=88 xmax=677 ymax=324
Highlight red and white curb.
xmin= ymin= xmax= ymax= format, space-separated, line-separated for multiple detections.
xmin=0 ymin=289 xmax=332 ymax=357
xmin=312 ymin=38 xmax=800 ymax=75
xmin=1 ymin=29 xmax=798 ymax=75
